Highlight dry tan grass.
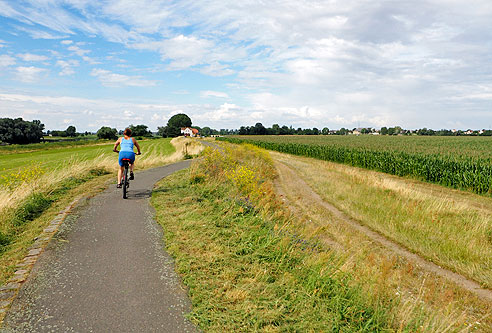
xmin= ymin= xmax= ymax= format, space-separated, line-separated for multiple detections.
xmin=272 ymin=151 xmax=492 ymax=332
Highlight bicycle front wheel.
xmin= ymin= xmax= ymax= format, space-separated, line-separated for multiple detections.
xmin=123 ymin=166 xmax=128 ymax=199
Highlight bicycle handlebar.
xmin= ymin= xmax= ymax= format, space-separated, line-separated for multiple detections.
xmin=113 ymin=150 xmax=141 ymax=155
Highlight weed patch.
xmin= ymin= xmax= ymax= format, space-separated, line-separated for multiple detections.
xmin=11 ymin=194 xmax=53 ymax=227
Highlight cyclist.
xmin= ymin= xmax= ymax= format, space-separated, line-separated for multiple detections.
xmin=113 ymin=128 xmax=141 ymax=188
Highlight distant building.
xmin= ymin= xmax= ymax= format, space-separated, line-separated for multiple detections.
xmin=181 ymin=127 xmax=199 ymax=137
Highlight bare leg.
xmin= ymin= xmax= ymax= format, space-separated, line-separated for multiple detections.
xmin=117 ymin=166 xmax=124 ymax=184
xmin=130 ymin=163 xmax=134 ymax=172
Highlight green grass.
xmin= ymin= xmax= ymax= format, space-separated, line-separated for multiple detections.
xmin=152 ymin=170 xmax=395 ymax=332
xmin=273 ymin=152 xmax=492 ymax=290
xmin=0 ymin=138 xmax=175 ymax=180
xmin=0 ymin=137 xmax=103 ymax=154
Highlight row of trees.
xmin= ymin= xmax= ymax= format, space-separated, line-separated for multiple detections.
xmin=7 ymin=114 xmax=492 ymax=145
xmin=0 ymin=118 xmax=45 ymax=144
xmin=238 ymin=123 xmax=332 ymax=136
xmin=0 ymin=114 xmax=195 ymax=144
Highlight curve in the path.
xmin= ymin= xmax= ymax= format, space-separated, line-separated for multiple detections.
xmin=3 ymin=160 xmax=197 ymax=332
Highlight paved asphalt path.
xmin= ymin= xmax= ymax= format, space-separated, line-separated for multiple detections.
xmin=3 ymin=160 xmax=197 ymax=332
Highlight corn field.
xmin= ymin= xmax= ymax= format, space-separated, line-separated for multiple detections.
xmin=218 ymin=136 xmax=492 ymax=195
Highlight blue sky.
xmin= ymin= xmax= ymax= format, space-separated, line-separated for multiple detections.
xmin=0 ymin=0 xmax=492 ymax=131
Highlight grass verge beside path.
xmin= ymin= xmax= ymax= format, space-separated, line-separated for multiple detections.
xmin=151 ymin=144 xmax=463 ymax=331
xmin=0 ymin=172 xmax=113 ymax=285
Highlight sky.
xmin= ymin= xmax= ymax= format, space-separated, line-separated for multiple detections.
xmin=0 ymin=0 xmax=492 ymax=132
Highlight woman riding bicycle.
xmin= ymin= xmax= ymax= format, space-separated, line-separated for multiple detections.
xmin=113 ymin=128 xmax=141 ymax=188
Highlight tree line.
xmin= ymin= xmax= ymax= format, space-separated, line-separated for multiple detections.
xmin=0 ymin=114 xmax=197 ymax=144
xmin=4 ymin=115 xmax=492 ymax=145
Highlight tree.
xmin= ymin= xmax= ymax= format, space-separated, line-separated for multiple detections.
xmin=201 ymin=126 xmax=212 ymax=137
xmin=166 ymin=113 xmax=192 ymax=137
xmin=380 ymin=127 xmax=388 ymax=135
xmin=271 ymin=124 xmax=280 ymax=135
xmin=322 ymin=127 xmax=329 ymax=135
xmin=97 ymin=126 xmax=117 ymax=140
xmin=252 ymin=123 xmax=266 ymax=135
xmin=66 ymin=125 xmax=76 ymax=137
xmin=129 ymin=124 xmax=152 ymax=137
xmin=157 ymin=126 xmax=168 ymax=137
xmin=0 ymin=118 xmax=44 ymax=144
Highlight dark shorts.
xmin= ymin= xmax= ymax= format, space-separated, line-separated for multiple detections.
xmin=118 ymin=151 xmax=135 ymax=166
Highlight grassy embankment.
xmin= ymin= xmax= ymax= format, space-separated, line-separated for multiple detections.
xmin=273 ymin=152 xmax=492 ymax=288
xmin=152 ymin=143 xmax=483 ymax=331
xmin=219 ymin=137 xmax=492 ymax=288
xmin=273 ymin=152 xmax=492 ymax=331
xmin=0 ymin=137 xmax=202 ymax=284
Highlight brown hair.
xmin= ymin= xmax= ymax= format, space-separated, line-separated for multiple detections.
xmin=123 ymin=128 xmax=132 ymax=136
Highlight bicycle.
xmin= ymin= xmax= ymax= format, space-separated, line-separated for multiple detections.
xmin=114 ymin=150 xmax=141 ymax=199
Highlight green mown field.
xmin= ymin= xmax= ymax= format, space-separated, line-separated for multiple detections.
xmin=0 ymin=138 xmax=175 ymax=180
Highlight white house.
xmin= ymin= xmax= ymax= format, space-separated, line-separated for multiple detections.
xmin=181 ymin=127 xmax=199 ymax=137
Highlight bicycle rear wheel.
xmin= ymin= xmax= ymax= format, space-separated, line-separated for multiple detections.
xmin=123 ymin=165 xmax=129 ymax=199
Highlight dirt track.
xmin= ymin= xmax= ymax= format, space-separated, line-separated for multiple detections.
xmin=273 ymin=159 xmax=492 ymax=303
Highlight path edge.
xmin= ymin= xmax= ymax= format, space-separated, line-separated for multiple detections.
xmin=0 ymin=196 xmax=84 ymax=325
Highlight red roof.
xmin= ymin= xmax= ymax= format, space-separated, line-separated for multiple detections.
xmin=192 ymin=128 xmax=199 ymax=134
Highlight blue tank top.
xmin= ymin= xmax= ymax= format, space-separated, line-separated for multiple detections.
xmin=120 ymin=137 xmax=134 ymax=152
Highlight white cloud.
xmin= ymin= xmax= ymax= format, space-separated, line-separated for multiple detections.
xmin=199 ymin=63 xmax=235 ymax=77
xmin=17 ymin=53 xmax=49 ymax=61
xmin=198 ymin=103 xmax=241 ymax=122
xmin=14 ymin=66 xmax=47 ymax=83
xmin=15 ymin=26 xmax=68 ymax=40
xmin=56 ymin=59 xmax=79 ymax=76
xmin=61 ymin=40 xmax=73 ymax=45
xmin=91 ymin=68 xmax=157 ymax=87
xmin=0 ymin=54 xmax=15 ymax=67
xmin=133 ymin=35 xmax=214 ymax=70
xmin=200 ymin=90 xmax=229 ymax=99
xmin=67 ymin=45 xmax=90 ymax=57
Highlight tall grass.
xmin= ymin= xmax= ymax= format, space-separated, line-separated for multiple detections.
xmin=151 ymin=143 xmax=470 ymax=331
xmin=272 ymin=151 xmax=492 ymax=290
xmin=272 ymin=152 xmax=492 ymax=331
